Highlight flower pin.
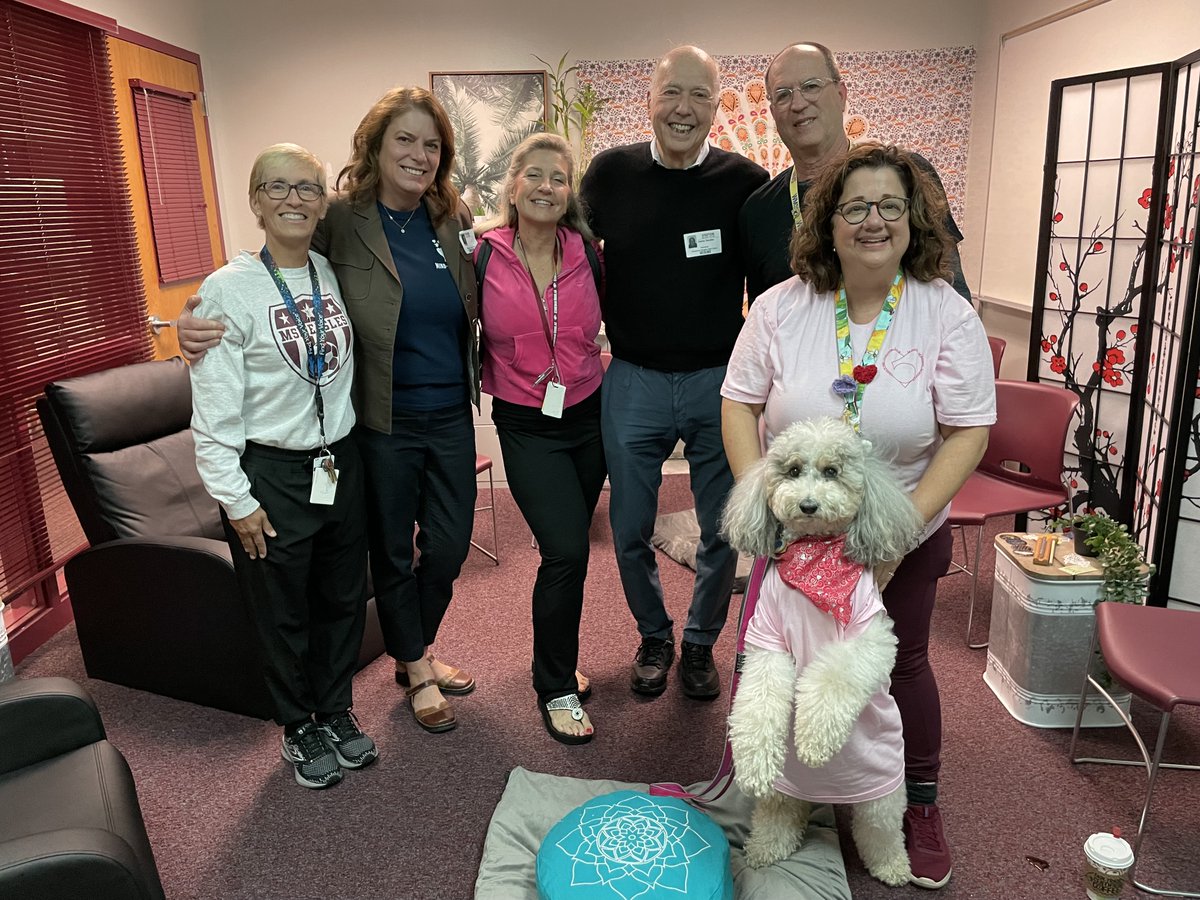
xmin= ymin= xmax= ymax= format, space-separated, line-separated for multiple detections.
xmin=832 ymin=375 xmax=857 ymax=396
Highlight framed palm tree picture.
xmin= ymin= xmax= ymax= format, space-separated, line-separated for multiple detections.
xmin=430 ymin=70 xmax=548 ymax=216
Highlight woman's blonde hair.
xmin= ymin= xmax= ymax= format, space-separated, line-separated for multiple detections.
xmin=789 ymin=142 xmax=953 ymax=292
xmin=248 ymin=143 xmax=324 ymax=229
xmin=335 ymin=87 xmax=460 ymax=226
xmin=477 ymin=132 xmax=594 ymax=241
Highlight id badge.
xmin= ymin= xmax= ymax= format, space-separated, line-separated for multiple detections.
xmin=683 ymin=229 xmax=722 ymax=258
xmin=310 ymin=455 xmax=338 ymax=505
xmin=458 ymin=229 xmax=478 ymax=254
xmin=541 ymin=381 xmax=566 ymax=418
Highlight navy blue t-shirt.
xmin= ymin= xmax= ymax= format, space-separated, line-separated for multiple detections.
xmin=379 ymin=201 xmax=467 ymax=411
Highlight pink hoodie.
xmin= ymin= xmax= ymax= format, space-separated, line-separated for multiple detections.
xmin=477 ymin=225 xmax=604 ymax=409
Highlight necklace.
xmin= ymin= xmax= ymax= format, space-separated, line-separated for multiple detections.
xmin=381 ymin=203 xmax=419 ymax=233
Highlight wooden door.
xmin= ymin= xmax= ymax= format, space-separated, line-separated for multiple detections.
xmin=107 ymin=37 xmax=224 ymax=360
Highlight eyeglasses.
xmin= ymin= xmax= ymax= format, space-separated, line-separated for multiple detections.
xmin=770 ymin=77 xmax=839 ymax=107
xmin=256 ymin=181 xmax=324 ymax=201
xmin=834 ymin=197 xmax=910 ymax=224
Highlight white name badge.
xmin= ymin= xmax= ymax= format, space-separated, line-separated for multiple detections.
xmin=542 ymin=381 xmax=566 ymax=418
xmin=683 ymin=229 xmax=722 ymax=258
xmin=310 ymin=457 xmax=338 ymax=505
xmin=458 ymin=229 xmax=478 ymax=254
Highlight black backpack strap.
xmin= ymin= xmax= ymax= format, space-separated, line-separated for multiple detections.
xmin=474 ymin=239 xmax=492 ymax=318
xmin=583 ymin=240 xmax=603 ymax=299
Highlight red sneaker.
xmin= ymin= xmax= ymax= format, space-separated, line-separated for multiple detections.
xmin=904 ymin=804 xmax=952 ymax=889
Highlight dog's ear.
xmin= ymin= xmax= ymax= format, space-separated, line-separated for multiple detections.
xmin=845 ymin=449 xmax=924 ymax=565
xmin=720 ymin=457 xmax=779 ymax=558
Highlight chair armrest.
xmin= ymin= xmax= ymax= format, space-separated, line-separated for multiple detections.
xmin=0 ymin=678 xmax=105 ymax=776
xmin=0 ymin=828 xmax=164 ymax=900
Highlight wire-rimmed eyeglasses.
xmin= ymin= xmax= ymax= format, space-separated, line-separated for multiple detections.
xmin=256 ymin=181 xmax=325 ymax=201
xmin=770 ymin=77 xmax=839 ymax=107
xmin=834 ymin=197 xmax=910 ymax=224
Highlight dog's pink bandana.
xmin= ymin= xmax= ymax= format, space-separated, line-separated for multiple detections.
xmin=775 ymin=535 xmax=863 ymax=626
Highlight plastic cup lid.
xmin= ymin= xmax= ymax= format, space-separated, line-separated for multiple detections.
xmin=1085 ymin=833 xmax=1134 ymax=869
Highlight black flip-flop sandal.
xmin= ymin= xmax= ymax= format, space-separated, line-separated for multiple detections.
xmin=540 ymin=694 xmax=593 ymax=745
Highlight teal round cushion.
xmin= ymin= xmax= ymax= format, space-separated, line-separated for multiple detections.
xmin=536 ymin=790 xmax=733 ymax=900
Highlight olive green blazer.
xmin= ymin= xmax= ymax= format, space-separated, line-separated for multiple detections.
xmin=313 ymin=196 xmax=480 ymax=434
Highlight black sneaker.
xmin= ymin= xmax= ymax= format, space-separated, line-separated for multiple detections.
xmin=679 ymin=640 xmax=720 ymax=699
xmin=631 ymin=636 xmax=675 ymax=695
xmin=316 ymin=710 xmax=378 ymax=769
xmin=281 ymin=721 xmax=343 ymax=789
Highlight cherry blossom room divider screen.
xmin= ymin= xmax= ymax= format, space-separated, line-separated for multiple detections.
xmin=1031 ymin=49 xmax=1200 ymax=607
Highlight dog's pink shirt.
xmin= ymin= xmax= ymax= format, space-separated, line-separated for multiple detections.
xmin=744 ymin=564 xmax=905 ymax=804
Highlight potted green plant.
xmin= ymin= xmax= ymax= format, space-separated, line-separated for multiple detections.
xmin=1049 ymin=511 xmax=1155 ymax=688
xmin=1049 ymin=511 xmax=1155 ymax=605
xmin=535 ymin=52 xmax=610 ymax=188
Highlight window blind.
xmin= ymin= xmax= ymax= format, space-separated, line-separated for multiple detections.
xmin=131 ymin=80 xmax=214 ymax=283
xmin=0 ymin=0 xmax=151 ymax=608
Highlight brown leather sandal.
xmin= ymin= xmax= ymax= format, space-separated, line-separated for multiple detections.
xmin=405 ymin=679 xmax=456 ymax=733
xmin=395 ymin=662 xmax=476 ymax=695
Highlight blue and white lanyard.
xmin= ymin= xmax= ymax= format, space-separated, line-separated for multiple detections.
xmin=259 ymin=246 xmax=329 ymax=447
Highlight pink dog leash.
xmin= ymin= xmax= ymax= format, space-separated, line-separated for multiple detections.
xmin=649 ymin=555 xmax=771 ymax=805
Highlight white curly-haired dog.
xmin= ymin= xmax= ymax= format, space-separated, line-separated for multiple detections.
xmin=721 ymin=417 xmax=923 ymax=886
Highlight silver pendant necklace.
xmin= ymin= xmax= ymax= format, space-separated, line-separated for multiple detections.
xmin=382 ymin=203 xmax=419 ymax=233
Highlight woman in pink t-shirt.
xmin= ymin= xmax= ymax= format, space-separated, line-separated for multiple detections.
xmin=475 ymin=134 xmax=605 ymax=745
xmin=722 ymin=143 xmax=995 ymax=890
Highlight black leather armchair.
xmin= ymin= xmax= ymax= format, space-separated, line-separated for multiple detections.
xmin=0 ymin=677 xmax=165 ymax=900
xmin=37 ymin=358 xmax=385 ymax=719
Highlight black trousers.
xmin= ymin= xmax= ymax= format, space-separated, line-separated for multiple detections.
xmin=224 ymin=435 xmax=368 ymax=727
xmin=355 ymin=402 xmax=476 ymax=663
xmin=492 ymin=389 xmax=606 ymax=703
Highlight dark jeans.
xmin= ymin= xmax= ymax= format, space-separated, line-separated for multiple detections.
xmin=224 ymin=435 xmax=368 ymax=727
xmin=356 ymin=402 xmax=476 ymax=663
xmin=600 ymin=358 xmax=737 ymax=646
xmin=882 ymin=520 xmax=953 ymax=785
xmin=492 ymin=389 xmax=606 ymax=703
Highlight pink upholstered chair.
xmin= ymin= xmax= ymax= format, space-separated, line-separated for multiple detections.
xmin=946 ymin=379 xmax=1080 ymax=647
xmin=1069 ymin=602 xmax=1200 ymax=897
xmin=471 ymin=454 xmax=498 ymax=564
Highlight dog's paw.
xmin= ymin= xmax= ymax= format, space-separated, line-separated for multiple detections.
xmin=743 ymin=829 xmax=801 ymax=869
xmin=792 ymin=687 xmax=857 ymax=766
xmin=866 ymin=857 xmax=912 ymax=887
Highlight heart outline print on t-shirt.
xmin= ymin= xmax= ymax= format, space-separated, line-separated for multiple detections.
xmin=883 ymin=348 xmax=924 ymax=387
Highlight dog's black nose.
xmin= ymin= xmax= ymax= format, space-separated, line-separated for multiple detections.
xmin=799 ymin=500 xmax=819 ymax=515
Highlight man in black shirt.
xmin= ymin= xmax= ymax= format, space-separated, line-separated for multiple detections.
xmin=739 ymin=42 xmax=969 ymax=305
xmin=580 ymin=46 xmax=767 ymax=701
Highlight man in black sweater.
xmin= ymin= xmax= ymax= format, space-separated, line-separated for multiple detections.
xmin=739 ymin=42 xmax=970 ymax=305
xmin=580 ymin=46 xmax=768 ymax=701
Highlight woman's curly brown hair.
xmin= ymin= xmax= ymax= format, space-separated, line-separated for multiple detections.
xmin=335 ymin=86 xmax=461 ymax=226
xmin=789 ymin=142 xmax=953 ymax=292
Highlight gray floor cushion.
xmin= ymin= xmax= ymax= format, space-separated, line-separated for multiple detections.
xmin=652 ymin=509 xmax=753 ymax=594
xmin=475 ymin=766 xmax=850 ymax=899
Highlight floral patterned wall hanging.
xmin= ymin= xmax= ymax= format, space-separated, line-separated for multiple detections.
xmin=577 ymin=47 xmax=975 ymax=224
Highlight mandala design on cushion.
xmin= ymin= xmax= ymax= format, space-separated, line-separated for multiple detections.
xmin=553 ymin=793 xmax=715 ymax=899
xmin=578 ymin=46 xmax=975 ymax=223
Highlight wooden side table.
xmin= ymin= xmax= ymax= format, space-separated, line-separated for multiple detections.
xmin=983 ymin=533 xmax=1130 ymax=728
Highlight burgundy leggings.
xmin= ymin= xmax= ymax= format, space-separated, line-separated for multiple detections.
xmin=881 ymin=520 xmax=953 ymax=785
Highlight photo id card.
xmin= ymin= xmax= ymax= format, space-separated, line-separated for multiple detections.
xmin=310 ymin=456 xmax=338 ymax=505
xmin=541 ymin=381 xmax=566 ymax=419
xmin=683 ymin=229 xmax=722 ymax=258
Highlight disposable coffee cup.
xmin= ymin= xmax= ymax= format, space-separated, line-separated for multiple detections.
xmin=1084 ymin=831 xmax=1134 ymax=899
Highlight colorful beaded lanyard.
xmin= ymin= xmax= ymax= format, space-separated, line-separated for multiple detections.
xmin=831 ymin=269 xmax=904 ymax=431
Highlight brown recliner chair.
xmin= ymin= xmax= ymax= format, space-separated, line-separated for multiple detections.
xmin=0 ymin=677 xmax=164 ymax=900
xmin=37 ymin=358 xmax=385 ymax=719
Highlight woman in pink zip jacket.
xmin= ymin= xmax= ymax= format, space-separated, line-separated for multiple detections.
xmin=475 ymin=133 xmax=605 ymax=744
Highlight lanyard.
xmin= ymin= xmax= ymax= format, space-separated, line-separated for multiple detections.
xmin=515 ymin=233 xmax=561 ymax=386
xmin=259 ymin=246 xmax=329 ymax=448
xmin=833 ymin=269 xmax=904 ymax=431
xmin=788 ymin=168 xmax=804 ymax=230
